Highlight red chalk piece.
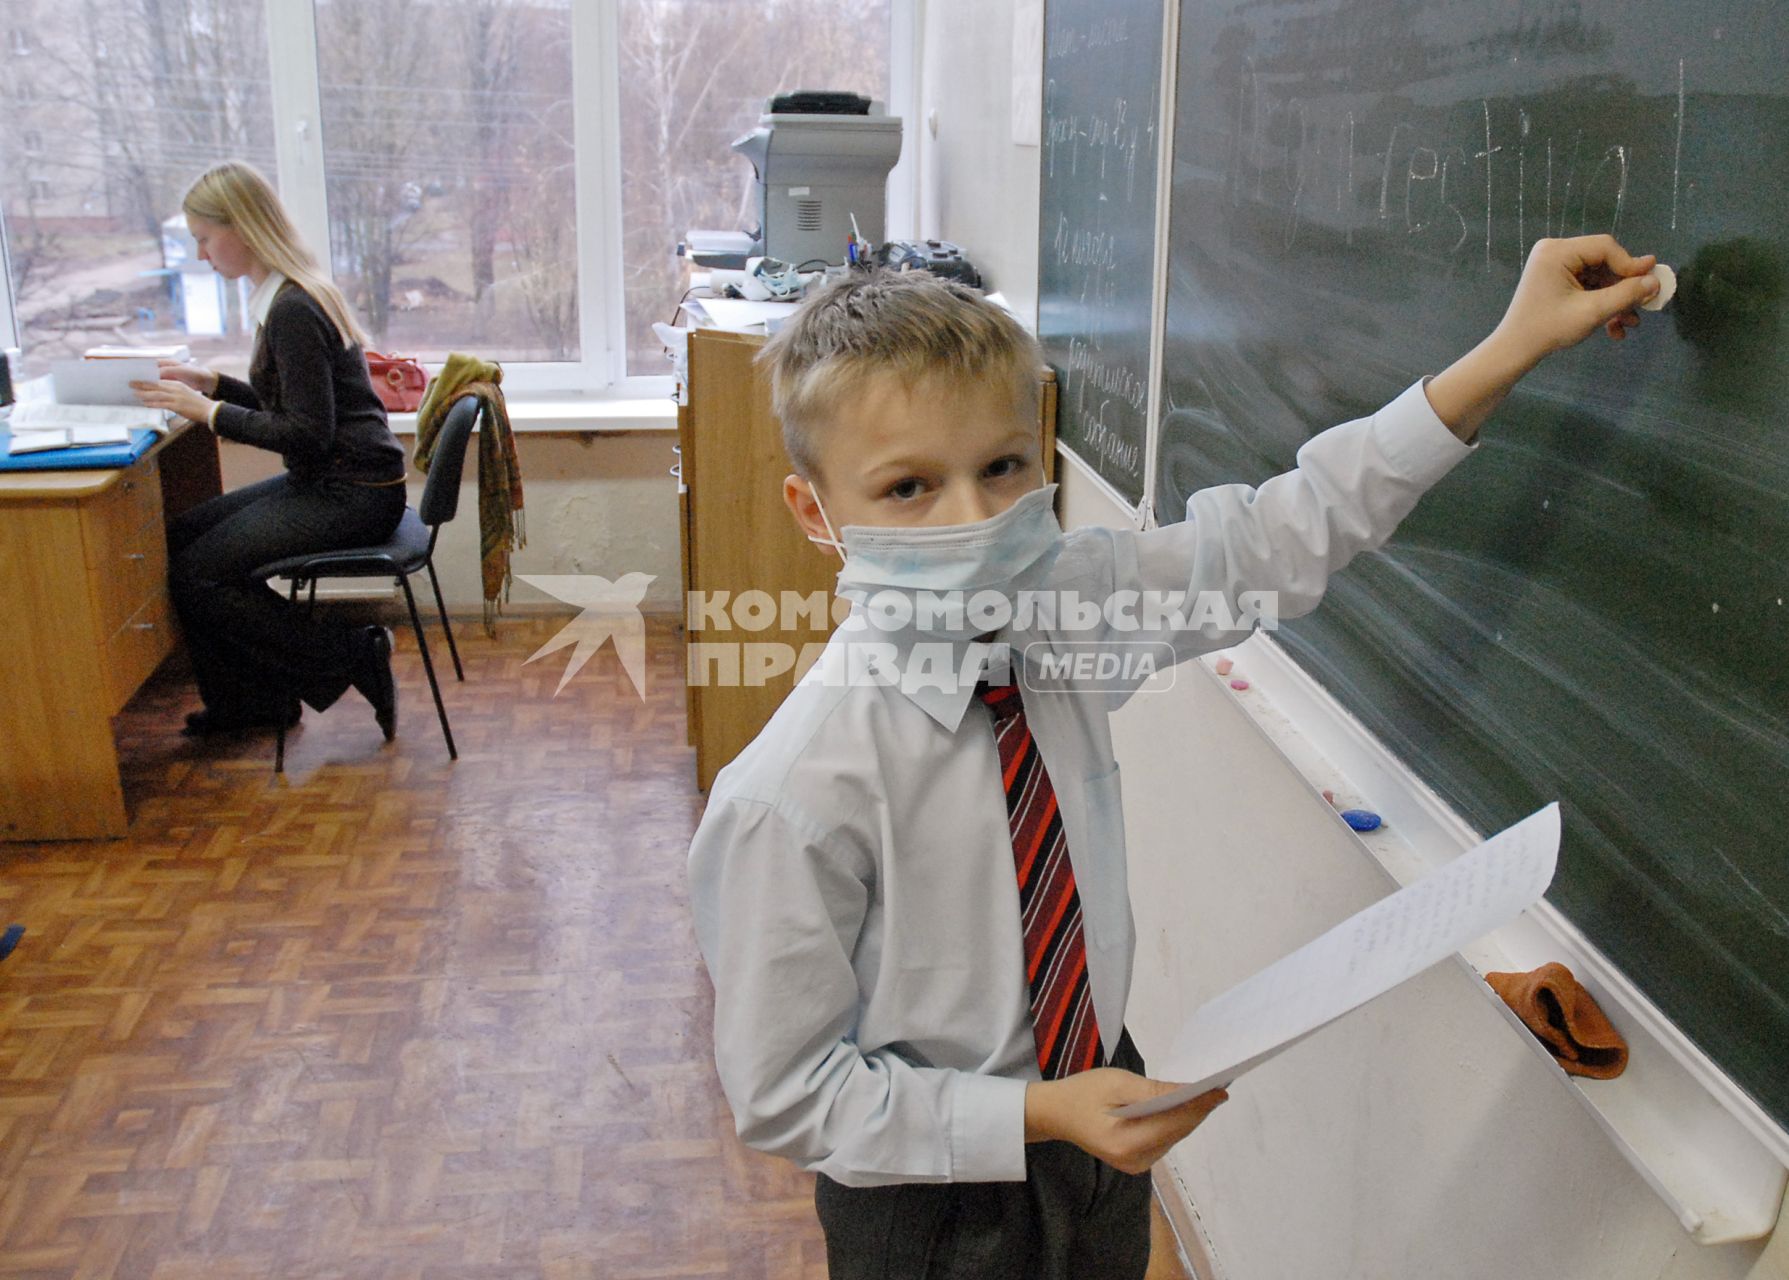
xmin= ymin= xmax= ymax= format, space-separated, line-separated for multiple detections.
xmin=1322 ymin=789 xmax=1337 ymax=806
xmin=1214 ymin=656 xmax=1234 ymax=676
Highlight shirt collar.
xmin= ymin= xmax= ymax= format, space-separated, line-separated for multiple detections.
xmin=248 ymin=271 xmax=288 ymax=326
xmin=820 ymin=629 xmax=1006 ymax=733
xmin=901 ymin=668 xmax=985 ymax=732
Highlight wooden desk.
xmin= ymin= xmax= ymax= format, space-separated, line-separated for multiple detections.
xmin=0 ymin=423 xmax=222 ymax=840
xmin=676 ymin=329 xmax=1057 ymax=791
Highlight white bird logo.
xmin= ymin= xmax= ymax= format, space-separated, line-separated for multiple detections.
xmin=518 ymin=573 xmax=656 ymax=697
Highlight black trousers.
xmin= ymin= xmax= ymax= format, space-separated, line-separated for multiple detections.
xmin=167 ymin=472 xmax=407 ymax=717
xmin=814 ymin=1033 xmax=1153 ymax=1280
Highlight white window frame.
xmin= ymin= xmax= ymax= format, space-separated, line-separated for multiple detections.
xmin=884 ymin=0 xmax=920 ymax=243
xmin=0 ymin=211 xmax=17 ymax=353
xmin=1 ymin=0 xmax=915 ymax=402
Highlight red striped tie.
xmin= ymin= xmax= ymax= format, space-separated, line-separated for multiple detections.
xmin=977 ymin=679 xmax=1105 ymax=1079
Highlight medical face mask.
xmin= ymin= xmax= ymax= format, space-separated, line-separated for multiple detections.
xmin=811 ymin=484 xmax=1064 ymax=642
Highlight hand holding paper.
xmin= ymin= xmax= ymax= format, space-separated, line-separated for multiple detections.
xmin=1114 ymin=803 xmax=1561 ymax=1119
xmin=1026 ymin=1065 xmax=1229 ymax=1174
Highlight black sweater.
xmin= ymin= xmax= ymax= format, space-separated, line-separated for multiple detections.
xmin=213 ymin=282 xmax=407 ymax=484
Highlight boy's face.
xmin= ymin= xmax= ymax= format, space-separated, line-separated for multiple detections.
xmin=784 ymin=370 xmax=1042 ymax=547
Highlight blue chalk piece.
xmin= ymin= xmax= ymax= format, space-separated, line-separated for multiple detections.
xmin=1340 ymin=809 xmax=1382 ymax=832
xmin=0 ymin=925 xmax=22 ymax=963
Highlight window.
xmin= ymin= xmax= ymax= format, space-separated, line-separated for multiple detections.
xmin=616 ymin=0 xmax=892 ymax=374
xmin=0 ymin=0 xmax=275 ymax=379
xmin=312 ymin=0 xmax=581 ymax=364
xmin=0 ymin=0 xmax=904 ymax=393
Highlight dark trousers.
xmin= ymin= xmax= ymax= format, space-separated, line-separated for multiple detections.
xmin=167 ymin=472 xmax=406 ymax=717
xmin=814 ymin=1033 xmax=1153 ymax=1280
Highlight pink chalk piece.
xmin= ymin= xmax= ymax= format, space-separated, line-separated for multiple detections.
xmin=1322 ymin=789 xmax=1337 ymax=806
xmin=1229 ymin=679 xmax=1250 ymax=691
xmin=1214 ymin=656 xmax=1234 ymax=676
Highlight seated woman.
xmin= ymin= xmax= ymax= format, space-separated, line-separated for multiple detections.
xmin=134 ymin=160 xmax=408 ymax=739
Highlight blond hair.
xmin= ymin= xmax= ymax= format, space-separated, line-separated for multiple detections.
xmin=758 ymin=269 xmax=1042 ymax=479
xmin=183 ymin=161 xmax=369 ymax=349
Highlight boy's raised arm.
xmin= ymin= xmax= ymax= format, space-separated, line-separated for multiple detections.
xmin=1080 ymin=235 xmax=1658 ymax=673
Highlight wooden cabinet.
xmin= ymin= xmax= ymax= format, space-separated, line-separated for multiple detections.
xmin=676 ymin=328 xmax=1058 ymax=791
xmin=0 ymin=424 xmax=221 ymax=840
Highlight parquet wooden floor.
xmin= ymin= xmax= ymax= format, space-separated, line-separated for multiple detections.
xmin=0 ymin=616 xmax=827 ymax=1280
xmin=0 ymin=615 xmax=1193 ymax=1280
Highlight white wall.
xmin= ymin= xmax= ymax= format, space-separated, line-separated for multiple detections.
xmin=218 ymin=431 xmax=684 ymax=614
xmin=914 ymin=0 xmax=1043 ymax=324
xmin=924 ymin=1 xmax=1788 ymax=1276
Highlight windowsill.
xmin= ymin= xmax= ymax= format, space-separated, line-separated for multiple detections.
xmin=7 ymin=376 xmax=679 ymax=437
xmin=388 ymin=393 xmax=677 ymax=436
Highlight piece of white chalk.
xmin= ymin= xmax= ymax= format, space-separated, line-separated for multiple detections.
xmin=1641 ymin=262 xmax=1676 ymax=311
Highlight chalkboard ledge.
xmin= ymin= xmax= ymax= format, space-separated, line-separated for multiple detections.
xmin=1199 ymin=632 xmax=1789 ymax=1247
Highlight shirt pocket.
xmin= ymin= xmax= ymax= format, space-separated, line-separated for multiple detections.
xmin=1073 ymin=763 xmax=1133 ymax=950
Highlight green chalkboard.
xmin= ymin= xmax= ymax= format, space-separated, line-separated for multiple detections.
xmin=1038 ymin=0 xmax=1163 ymax=506
xmin=1155 ymin=0 xmax=1789 ymax=1130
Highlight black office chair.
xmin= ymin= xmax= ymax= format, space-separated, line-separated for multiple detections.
xmin=254 ymin=394 xmax=478 ymax=772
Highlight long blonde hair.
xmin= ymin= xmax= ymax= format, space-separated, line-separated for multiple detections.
xmin=183 ymin=160 xmax=369 ymax=349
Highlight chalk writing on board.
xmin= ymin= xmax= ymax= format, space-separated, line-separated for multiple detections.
xmin=1671 ymin=58 xmax=1685 ymax=230
xmin=1047 ymin=15 xmax=1130 ymax=61
xmin=1218 ymin=66 xmax=1690 ymax=269
xmin=1074 ymin=397 xmax=1143 ymax=477
xmin=1038 ymin=3 xmax=1161 ymax=503
xmin=1159 ymin=0 xmax=1789 ymax=1135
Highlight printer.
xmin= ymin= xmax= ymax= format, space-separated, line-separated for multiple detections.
xmin=683 ymin=91 xmax=903 ymax=270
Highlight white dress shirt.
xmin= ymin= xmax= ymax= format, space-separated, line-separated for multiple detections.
xmin=247 ymin=269 xmax=289 ymax=328
xmin=687 ymin=380 xmax=1477 ymax=1188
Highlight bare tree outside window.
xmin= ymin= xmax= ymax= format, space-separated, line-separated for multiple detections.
xmin=312 ymin=0 xmax=579 ymax=363
xmin=617 ymin=0 xmax=891 ymax=374
xmin=1 ymin=0 xmax=893 ymax=384
xmin=0 ymin=0 xmax=274 ymax=378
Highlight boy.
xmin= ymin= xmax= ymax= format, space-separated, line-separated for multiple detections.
xmin=688 ymin=237 xmax=1660 ymax=1278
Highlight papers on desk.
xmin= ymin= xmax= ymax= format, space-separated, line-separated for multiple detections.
xmin=4 ymin=425 xmax=134 ymax=454
xmin=83 ymin=343 xmax=191 ymax=362
xmin=1113 ymin=802 xmax=1561 ymax=1118
xmin=6 ymin=400 xmax=170 ymax=435
xmin=681 ymin=296 xmax=801 ymax=334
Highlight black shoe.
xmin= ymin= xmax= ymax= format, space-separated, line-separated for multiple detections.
xmin=182 ymin=703 xmax=301 ymax=737
xmin=352 ymin=626 xmax=397 ymax=741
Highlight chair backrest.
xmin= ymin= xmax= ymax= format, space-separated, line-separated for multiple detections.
xmin=418 ymin=395 xmax=480 ymax=528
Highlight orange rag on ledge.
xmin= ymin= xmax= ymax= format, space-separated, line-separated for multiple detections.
xmin=1485 ymin=962 xmax=1629 ymax=1080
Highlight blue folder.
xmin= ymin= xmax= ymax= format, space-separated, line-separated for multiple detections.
xmin=0 ymin=428 xmax=160 ymax=472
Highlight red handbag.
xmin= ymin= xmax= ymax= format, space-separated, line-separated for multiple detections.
xmin=365 ymin=351 xmax=429 ymax=413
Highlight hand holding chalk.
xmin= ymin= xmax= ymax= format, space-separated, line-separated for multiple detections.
xmin=1640 ymin=262 xmax=1676 ymax=311
xmin=1597 ymin=258 xmax=1671 ymax=340
xmin=1426 ymin=235 xmax=1662 ymax=439
xmin=1494 ymin=235 xmax=1663 ymax=359
xmin=1424 ymin=234 xmax=1660 ymax=440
